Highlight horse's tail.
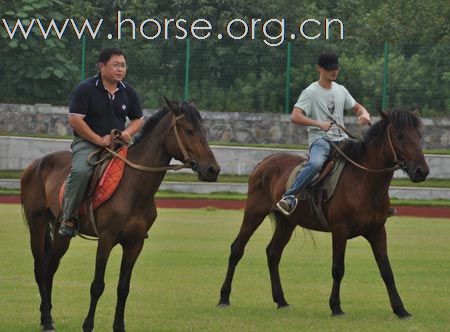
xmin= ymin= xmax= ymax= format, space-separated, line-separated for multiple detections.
xmin=20 ymin=158 xmax=48 ymax=227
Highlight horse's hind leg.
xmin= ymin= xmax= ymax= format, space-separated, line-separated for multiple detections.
xmin=364 ymin=225 xmax=411 ymax=318
xmin=266 ymin=214 xmax=296 ymax=308
xmin=28 ymin=213 xmax=56 ymax=331
xmin=45 ymin=232 xmax=71 ymax=319
xmin=218 ymin=202 xmax=269 ymax=307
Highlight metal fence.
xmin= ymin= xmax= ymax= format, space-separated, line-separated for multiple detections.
xmin=1 ymin=37 xmax=448 ymax=116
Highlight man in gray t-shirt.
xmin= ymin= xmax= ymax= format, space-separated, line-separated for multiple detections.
xmin=276 ymin=53 xmax=371 ymax=216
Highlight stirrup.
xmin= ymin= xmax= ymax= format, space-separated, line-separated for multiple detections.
xmin=276 ymin=196 xmax=298 ymax=216
xmin=387 ymin=207 xmax=397 ymax=218
xmin=58 ymin=217 xmax=78 ymax=237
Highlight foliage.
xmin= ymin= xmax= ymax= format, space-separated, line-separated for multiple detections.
xmin=0 ymin=0 xmax=448 ymax=115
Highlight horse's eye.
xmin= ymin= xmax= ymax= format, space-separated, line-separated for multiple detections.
xmin=397 ymin=133 xmax=404 ymax=140
xmin=185 ymin=128 xmax=194 ymax=136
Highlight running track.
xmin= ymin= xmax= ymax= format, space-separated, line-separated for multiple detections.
xmin=2 ymin=196 xmax=449 ymax=219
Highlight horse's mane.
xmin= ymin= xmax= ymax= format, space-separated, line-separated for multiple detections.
xmin=341 ymin=109 xmax=422 ymax=162
xmin=133 ymin=102 xmax=204 ymax=146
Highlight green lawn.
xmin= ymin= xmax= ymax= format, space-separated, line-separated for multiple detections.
xmin=0 ymin=205 xmax=449 ymax=331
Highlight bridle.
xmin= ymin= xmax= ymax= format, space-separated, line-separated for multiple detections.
xmin=89 ymin=113 xmax=194 ymax=172
xmin=327 ymin=122 xmax=406 ymax=173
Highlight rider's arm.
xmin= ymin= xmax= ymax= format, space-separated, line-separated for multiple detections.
xmin=68 ymin=115 xmax=111 ymax=147
xmin=291 ymin=107 xmax=332 ymax=132
xmin=352 ymin=103 xmax=371 ymax=125
xmin=120 ymin=118 xmax=145 ymax=142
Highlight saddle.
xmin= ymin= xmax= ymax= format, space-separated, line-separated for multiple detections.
xmin=286 ymin=145 xmax=346 ymax=230
xmin=59 ymin=134 xmax=128 ymax=235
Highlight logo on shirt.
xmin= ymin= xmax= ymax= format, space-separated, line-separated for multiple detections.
xmin=326 ymin=94 xmax=335 ymax=114
xmin=122 ymin=104 xmax=127 ymax=111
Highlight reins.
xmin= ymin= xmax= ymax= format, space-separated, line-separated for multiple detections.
xmin=327 ymin=122 xmax=403 ymax=173
xmin=87 ymin=114 xmax=192 ymax=172
xmin=79 ymin=113 xmax=193 ymax=241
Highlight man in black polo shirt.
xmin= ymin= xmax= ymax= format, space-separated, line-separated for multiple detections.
xmin=59 ymin=47 xmax=144 ymax=237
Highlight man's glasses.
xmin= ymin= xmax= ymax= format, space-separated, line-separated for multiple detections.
xmin=110 ymin=63 xmax=128 ymax=69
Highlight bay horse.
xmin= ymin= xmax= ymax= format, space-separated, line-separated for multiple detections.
xmin=21 ymin=99 xmax=220 ymax=332
xmin=218 ymin=109 xmax=429 ymax=318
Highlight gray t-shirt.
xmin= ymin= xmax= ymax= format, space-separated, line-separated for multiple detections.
xmin=294 ymin=81 xmax=356 ymax=145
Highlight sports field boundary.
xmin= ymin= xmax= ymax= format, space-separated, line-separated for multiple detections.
xmin=1 ymin=196 xmax=449 ymax=218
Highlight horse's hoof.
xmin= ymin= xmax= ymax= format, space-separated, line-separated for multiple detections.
xmin=332 ymin=311 xmax=346 ymax=317
xmin=394 ymin=308 xmax=412 ymax=319
xmin=277 ymin=304 xmax=291 ymax=310
xmin=217 ymin=302 xmax=230 ymax=308
xmin=41 ymin=323 xmax=55 ymax=332
xmin=398 ymin=312 xmax=412 ymax=320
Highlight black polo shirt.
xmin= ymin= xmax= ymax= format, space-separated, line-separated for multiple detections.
xmin=69 ymin=75 xmax=143 ymax=137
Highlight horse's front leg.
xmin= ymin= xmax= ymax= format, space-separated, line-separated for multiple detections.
xmin=329 ymin=229 xmax=348 ymax=316
xmin=82 ymin=237 xmax=114 ymax=332
xmin=112 ymin=239 xmax=145 ymax=332
xmin=266 ymin=215 xmax=296 ymax=308
xmin=365 ymin=225 xmax=411 ymax=318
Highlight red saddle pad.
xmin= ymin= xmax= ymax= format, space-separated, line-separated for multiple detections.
xmin=59 ymin=147 xmax=128 ymax=213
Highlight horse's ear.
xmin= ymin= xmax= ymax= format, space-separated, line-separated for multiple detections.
xmin=377 ymin=107 xmax=389 ymax=120
xmin=188 ymin=99 xmax=196 ymax=108
xmin=164 ymin=96 xmax=181 ymax=115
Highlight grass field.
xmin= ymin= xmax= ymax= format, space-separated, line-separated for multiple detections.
xmin=1 ymin=205 xmax=449 ymax=331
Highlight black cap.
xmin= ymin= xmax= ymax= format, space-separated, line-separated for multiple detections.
xmin=317 ymin=53 xmax=339 ymax=70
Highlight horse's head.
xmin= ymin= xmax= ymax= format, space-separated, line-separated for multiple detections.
xmin=380 ymin=108 xmax=429 ymax=182
xmin=164 ymin=97 xmax=220 ymax=182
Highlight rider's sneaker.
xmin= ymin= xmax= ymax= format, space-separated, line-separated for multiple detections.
xmin=387 ymin=207 xmax=397 ymax=218
xmin=58 ymin=217 xmax=78 ymax=237
xmin=276 ymin=195 xmax=298 ymax=216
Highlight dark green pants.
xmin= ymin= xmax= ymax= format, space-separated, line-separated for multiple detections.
xmin=62 ymin=137 xmax=98 ymax=220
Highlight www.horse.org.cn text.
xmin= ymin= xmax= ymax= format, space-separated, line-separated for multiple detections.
xmin=1 ymin=11 xmax=345 ymax=47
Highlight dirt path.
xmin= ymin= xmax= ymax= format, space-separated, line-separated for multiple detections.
xmin=3 ymin=196 xmax=449 ymax=218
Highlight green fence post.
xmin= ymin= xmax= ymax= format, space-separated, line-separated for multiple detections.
xmin=184 ymin=38 xmax=191 ymax=101
xmin=284 ymin=42 xmax=292 ymax=114
xmin=81 ymin=36 xmax=86 ymax=80
xmin=382 ymin=42 xmax=389 ymax=111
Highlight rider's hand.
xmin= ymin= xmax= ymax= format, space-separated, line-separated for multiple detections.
xmin=97 ymin=135 xmax=112 ymax=147
xmin=318 ymin=121 xmax=333 ymax=132
xmin=357 ymin=113 xmax=371 ymax=126
xmin=120 ymin=130 xmax=131 ymax=143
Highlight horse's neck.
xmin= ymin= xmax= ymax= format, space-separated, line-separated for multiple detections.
xmin=123 ymin=119 xmax=172 ymax=198
xmin=129 ymin=124 xmax=171 ymax=167
xmin=357 ymin=134 xmax=396 ymax=192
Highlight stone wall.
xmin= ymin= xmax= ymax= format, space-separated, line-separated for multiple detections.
xmin=0 ymin=103 xmax=449 ymax=149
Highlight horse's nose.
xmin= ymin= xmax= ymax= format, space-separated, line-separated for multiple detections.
xmin=208 ymin=165 xmax=221 ymax=177
xmin=414 ymin=165 xmax=429 ymax=182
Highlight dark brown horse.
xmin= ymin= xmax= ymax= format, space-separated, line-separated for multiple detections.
xmin=218 ymin=109 xmax=429 ymax=318
xmin=21 ymin=99 xmax=220 ymax=332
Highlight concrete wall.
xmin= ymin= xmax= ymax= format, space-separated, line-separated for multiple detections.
xmin=1 ymin=136 xmax=449 ymax=179
xmin=1 ymin=103 xmax=450 ymax=149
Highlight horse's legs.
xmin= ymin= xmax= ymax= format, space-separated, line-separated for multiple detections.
xmin=329 ymin=230 xmax=348 ymax=316
xmin=218 ymin=205 xmax=269 ymax=306
xmin=28 ymin=214 xmax=55 ymax=331
xmin=266 ymin=215 xmax=296 ymax=308
xmin=45 ymin=233 xmax=71 ymax=323
xmin=365 ymin=225 xmax=411 ymax=318
xmin=82 ymin=237 xmax=114 ymax=332
xmin=112 ymin=240 xmax=145 ymax=332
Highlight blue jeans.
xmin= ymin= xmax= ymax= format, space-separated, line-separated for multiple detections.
xmin=284 ymin=138 xmax=332 ymax=197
